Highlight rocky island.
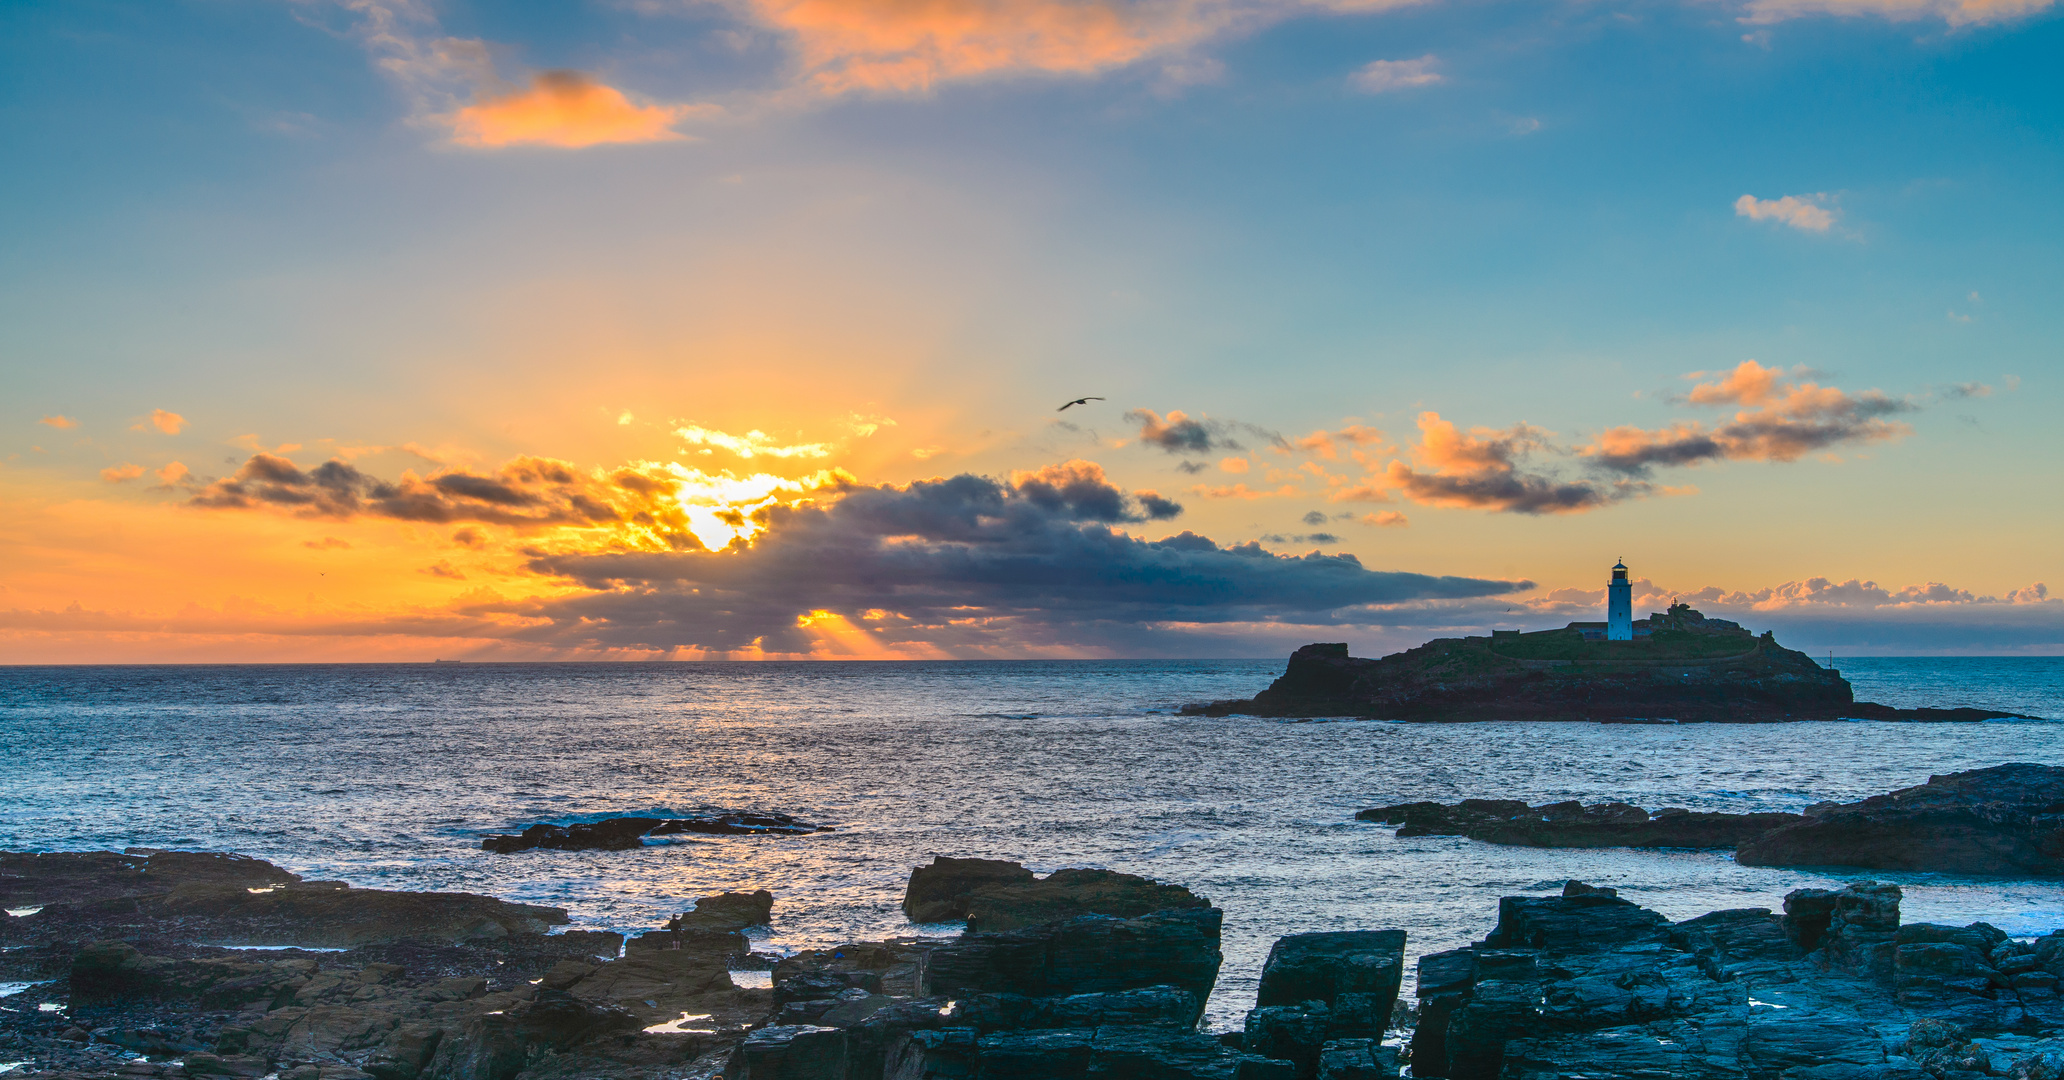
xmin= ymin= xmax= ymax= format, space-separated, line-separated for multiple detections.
xmin=1184 ymin=603 xmax=2037 ymax=722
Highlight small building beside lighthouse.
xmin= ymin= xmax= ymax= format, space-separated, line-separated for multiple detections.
xmin=1606 ymin=559 xmax=1634 ymax=641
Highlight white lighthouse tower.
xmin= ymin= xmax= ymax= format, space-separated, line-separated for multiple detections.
xmin=1607 ymin=559 xmax=1634 ymax=641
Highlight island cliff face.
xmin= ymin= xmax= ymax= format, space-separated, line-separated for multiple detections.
xmin=1184 ymin=606 xmax=2030 ymax=722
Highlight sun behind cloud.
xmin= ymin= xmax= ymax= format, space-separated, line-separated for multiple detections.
xmin=451 ymin=72 xmax=707 ymax=149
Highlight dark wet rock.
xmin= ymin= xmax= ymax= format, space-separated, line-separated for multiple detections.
xmin=1738 ymin=764 xmax=2064 ymax=875
xmin=1403 ymin=878 xmax=2064 ymax=1080
xmin=423 ymin=988 xmax=642 ymax=1080
xmin=901 ymin=857 xmax=1208 ymax=931
xmin=726 ymin=1023 xmax=847 ymax=1079
xmin=666 ymin=889 xmax=773 ymax=933
xmin=1 ymin=852 xmax=568 ymax=950
xmin=480 ymin=814 xmax=830 ymax=854
xmin=554 ymin=948 xmax=737 ymax=1025
xmin=903 ymin=856 xmax=1038 ymax=922
xmin=1183 ymin=621 xmax=2040 ymax=722
xmin=70 ymin=941 xmax=318 ymax=1007
xmin=775 ymin=939 xmax=930 ymax=1000
xmin=966 ymin=869 xmax=1212 ymax=932
xmin=1245 ymin=929 xmax=1405 ymax=1074
xmin=1359 ymin=798 xmax=1803 ymax=849
xmin=0 ymin=850 xmax=299 ymax=909
xmin=1365 ymin=765 xmax=2064 ymax=876
xmin=1313 ymin=1038 xmax=1397 ymax=1080
xmin=738 ymin=865 xmax=1238 ymax=1079
xmin=919 ymin=908 xmax=1223 ymax=1020
xmin=479 ymin=819 xmax=658 ymax=854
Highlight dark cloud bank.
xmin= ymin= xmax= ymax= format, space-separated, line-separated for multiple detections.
xmin=490 ymin=464 xmax=1528 ymax=654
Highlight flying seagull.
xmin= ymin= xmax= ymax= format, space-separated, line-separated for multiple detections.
xmin=1057 ymin=396 xmax=1104 ymax=412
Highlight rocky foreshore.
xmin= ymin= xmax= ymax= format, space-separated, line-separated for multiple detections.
xmin=1359 ymin=763 xmax=2064 ymax=876
xmin=1183 ymin=613 xmax=2042 ymax=722
xmin=14 ymin=840 xmax=2064 ymax=1080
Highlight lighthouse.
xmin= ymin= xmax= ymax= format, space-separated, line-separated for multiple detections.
xmin=1607 ymin=559 xmax=1634 ymax=641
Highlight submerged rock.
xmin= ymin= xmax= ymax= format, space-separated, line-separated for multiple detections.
xmin=1360 ymin=798 xmax=1803 ymax=849
xmin=479 ymin=813 xmax=830 ymax=854
xmin=1737 ymin=763 xmax=2064 ymax=874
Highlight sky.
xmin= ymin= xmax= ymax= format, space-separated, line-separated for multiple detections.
xmin=1 ymin=0 xmax=2059 ymax=661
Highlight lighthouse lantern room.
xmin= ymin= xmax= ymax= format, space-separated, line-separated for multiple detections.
xmin=1607 ymin=559 xmax=1634 ymax=641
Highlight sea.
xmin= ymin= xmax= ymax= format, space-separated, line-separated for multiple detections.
xmin=4 ymin=657 xmax=2062 ymax=1030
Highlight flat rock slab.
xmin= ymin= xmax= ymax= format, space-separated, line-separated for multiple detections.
xmin=1359 ymin=798 xmax=1803 ymax=849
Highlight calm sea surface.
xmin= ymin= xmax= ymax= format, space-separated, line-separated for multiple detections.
xmin=3 ymin=657 xmax=2062 ymax=1028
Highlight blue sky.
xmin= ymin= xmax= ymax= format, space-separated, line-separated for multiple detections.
xmin=1 ymin=0 xmax=2059 ymax=658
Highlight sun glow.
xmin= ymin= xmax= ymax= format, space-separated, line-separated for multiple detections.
xmin=668 ymin=466 xmax=830 ymax=550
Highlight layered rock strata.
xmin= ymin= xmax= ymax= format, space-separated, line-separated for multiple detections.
xmin=1362 ymin=764 xmax=2064 ymax=875
xmin=1736 ymin=763 xmax=2064 ymax=874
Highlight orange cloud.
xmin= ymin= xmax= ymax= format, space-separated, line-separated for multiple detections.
xmin=451 ymin=72 xmax=705 ymax=148
xmin=750 ymin=0 xmax=1233 ymax=95
xmin=39 ymin=415 xmax=78 ymax=430
xmin=1360 ymin=511 xmax=1408 ymax=527
xmin=1327 ymin=481 xmax=1392 ymax=503
xmin=1585 ymin=361 xmax=1912 ymax=470
xmin=1384 ymin=412 xmax=1639 ymax=514
xmin=101 ymin=463 xmax=145 ymax=484
xmin=146 ymin=409 xmax=186 ymax=434
xmin=155 ymin=462 xmax=189 ymax=486
xmin=1219 ymin=456 xmax=1250 ymax=473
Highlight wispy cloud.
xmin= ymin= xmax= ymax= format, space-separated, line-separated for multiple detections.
xmin=100 ymin=463 xmax=145 ymax=484
xmin=676 ymin=424 xmax=835 ymax=459
xmin=1740 ymin=0 xmax=2055 ymax=25
xmin=39 ymin=415 xmax=78 ymax=430
xmin=1734 ymin=193 xmax=1837 ymax=232
xmin=1349 ymin=54 xmax=1441 ymax=93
